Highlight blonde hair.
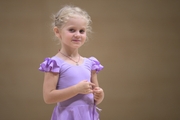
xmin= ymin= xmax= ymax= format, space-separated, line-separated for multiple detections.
xmin=52 ymin=5 xmax=92 ymax=41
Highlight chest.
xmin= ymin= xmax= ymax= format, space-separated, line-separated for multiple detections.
xmin=57 ymin=64 xmax=92 ymax=88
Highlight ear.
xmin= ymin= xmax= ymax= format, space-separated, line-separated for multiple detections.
xmin=53 ymin=27 xmax=61 ymax=38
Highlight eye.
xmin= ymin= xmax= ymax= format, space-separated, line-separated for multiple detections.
xmin=69 ymin=29 xmax=75 ymax=33
xmin=79 ymin=29 xmax=85 ymax=34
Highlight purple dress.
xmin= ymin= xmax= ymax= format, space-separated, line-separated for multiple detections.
xmin=39 ymin=56 xmax=103 ymax=120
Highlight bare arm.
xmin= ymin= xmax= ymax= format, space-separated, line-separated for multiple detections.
xmin=43 ymin=72 xmax=79 ymax=104
xmin=43 ymin=72 xmax=94 ymax=104
xmin=91 ymin=71 xmax=104 ymax=105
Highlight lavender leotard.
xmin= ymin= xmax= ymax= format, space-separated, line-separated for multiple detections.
xmin=39 ymin=56 xmax=103 ymax=120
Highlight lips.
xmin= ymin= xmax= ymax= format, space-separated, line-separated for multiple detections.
xmin=72 ymin=39 xmax=80 ymax=42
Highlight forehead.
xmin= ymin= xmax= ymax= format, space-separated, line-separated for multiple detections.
xmin=63 ymin=16 xmax=87 ymax=28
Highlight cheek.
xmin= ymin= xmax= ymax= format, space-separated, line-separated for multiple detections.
xmin=63 ymin=32 xmax=72 ymax=38
xmin=83 ymin=34 xmax=87 ymax=39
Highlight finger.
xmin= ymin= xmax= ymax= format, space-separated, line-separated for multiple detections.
xmin=85 ymin=89 xmax=93 ymax=94
xmin=88 ymin=85 xmax=92 ymax=89
xmin=84 ymin=90 xmax=88 ymax=94
xmin=95 ymin=87 xmax=103 ymax=92
xmin=94 ymin=89 xmax=102 ymax=94
xmin=93 ymin=87 xmax=100 ymax=90
xmin=89 ymin=89 xmax=93 ymax=93
xmin=89 ymin=82 xmax=96 ymax=87
xmin=94 ymin=95 xmax=99 ymax=100
xmin=97 ymin=89 xmax=103 ymax=93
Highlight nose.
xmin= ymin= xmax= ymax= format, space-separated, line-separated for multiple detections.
xmin=74 ymin=31 xmax=80 ymax=38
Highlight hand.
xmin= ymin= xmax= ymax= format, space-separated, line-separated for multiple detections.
xmin=93 ymin=87 xmax=103 ymax=101
xmin=75 ymin=80 xmax=95 ymax=94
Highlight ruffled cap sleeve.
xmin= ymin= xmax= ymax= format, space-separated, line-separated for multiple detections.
xmin=39 ymin=57 xmax=60 ymax=73
xmin=89 ymin=57 xmax=104 ymax=73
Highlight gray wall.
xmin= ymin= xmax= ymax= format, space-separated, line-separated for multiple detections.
xmin=0 ymin=0 xmax=180 ymax=120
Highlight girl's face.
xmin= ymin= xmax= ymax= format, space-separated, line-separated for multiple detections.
xmin=58 ymin=16 xmax=87 ymax=49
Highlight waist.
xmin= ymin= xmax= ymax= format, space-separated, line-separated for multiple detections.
xmin=57 ymin=94 xmax=94 ymax=107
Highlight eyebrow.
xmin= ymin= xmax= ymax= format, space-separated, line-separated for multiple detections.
xmin=67 ymin=25 xmax=86 ymax=29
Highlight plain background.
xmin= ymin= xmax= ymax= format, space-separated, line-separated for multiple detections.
xmin=0 ymin=0 xmax=180 ymax=120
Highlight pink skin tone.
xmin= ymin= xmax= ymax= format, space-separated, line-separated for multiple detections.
xmin=93 ymin=87 xmax=104 ymax=104
xmin=55 ymin=16 xmax=87 ymax=51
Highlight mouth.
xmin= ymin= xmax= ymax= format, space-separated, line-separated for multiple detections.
xmin=72 ymin=39 xmax=81 ymax=42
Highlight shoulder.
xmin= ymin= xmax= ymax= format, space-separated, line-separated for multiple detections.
xmin=87 ymin=56 xmax=104 ymax=73
xmin=38 ymin=56 xmax=64 ymax=73
xmin=43 ymin=56 xmax=64 ymax=66
xmin=88 ymin=57 xmax=100 ymax=62
xmin=51 ymin=56 xmax=64 ymax=65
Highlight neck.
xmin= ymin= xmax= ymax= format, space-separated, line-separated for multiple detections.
xmin=59 ymin=49 xmax=81 ymax=66
xmin=60 ymin=48 xmax=79 ymax=57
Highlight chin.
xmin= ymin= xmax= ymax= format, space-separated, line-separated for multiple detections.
xmin=73 ymin=43 xmax=84 ymax=47
xmin=72 ymin=45 xmax=82 ymax=49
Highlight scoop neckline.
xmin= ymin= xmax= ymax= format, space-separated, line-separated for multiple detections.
xmin=53 ymin=56 xmax=86 ymax=66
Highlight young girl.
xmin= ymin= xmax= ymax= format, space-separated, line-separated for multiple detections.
xmin=39 ymin=5 xmax=104 ymax=120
